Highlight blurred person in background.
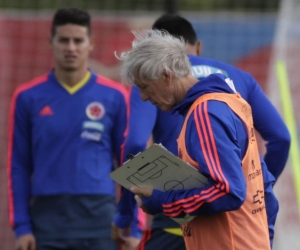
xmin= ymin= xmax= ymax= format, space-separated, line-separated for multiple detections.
xmin=115 ymin=28 xmax=272 ymax=250
xmin=112 ymin=14 xmax=290 ymax=250
xmin=7 ymin=7 xmax=148 ymax=250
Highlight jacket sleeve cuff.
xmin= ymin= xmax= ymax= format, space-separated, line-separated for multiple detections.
xmin=117 ymin=188 xmax=136 ymax=217
xmin=142 ymin=189 xmax=166 ymax=215
xmin=14 ymin=224 xmax=32 ymax=238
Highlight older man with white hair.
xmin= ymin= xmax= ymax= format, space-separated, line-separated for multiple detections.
xmin=116 ymin=29 xmax=271 ymax=250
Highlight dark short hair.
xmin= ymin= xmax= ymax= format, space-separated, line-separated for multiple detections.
xmin=152 ymin=14 xmax=197 ymax=45
xmin=51 ymin=7 xmax=91 ymax=37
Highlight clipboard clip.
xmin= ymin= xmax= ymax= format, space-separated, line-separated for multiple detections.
xmin=126 ymin=154 xmax=135 ymax=160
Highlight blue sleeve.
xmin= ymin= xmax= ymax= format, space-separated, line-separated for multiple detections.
xmin=111 ymin=88 xmax=130 ymax=166
xmin=114 ymin=86 xmax=156 ymax=232
xmin=8 ymin=90 xmax=33 ymax=237
xmin=129 ymin=206 xmax=143 ymax=238
xmin=141 ymin=101 xmax=246 ymax=217
xmin=114 ymin=191 xmax=143 ymax=238
xmin=260 ymin=155 xmax=278 ymax=248
xmin=246 ymin=74 xmax=290 ymax=180
xmin=114 ymin=188 xmax=136 ymax=228
xmin=124 ymin=86 xmax=157 ymax=158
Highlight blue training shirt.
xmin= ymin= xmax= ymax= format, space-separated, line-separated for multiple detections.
xmin=7 ymin=70 xmax=143 ymax=239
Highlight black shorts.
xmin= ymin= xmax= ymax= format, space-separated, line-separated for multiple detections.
xmin=137 ymin=228 xmax=186 ymax=250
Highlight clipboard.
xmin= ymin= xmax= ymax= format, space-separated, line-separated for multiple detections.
xmin=110 ymin=144 xmax=209 ymax=224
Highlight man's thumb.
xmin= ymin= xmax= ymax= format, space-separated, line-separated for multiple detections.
xmin=130 ymin=186 xmax=141 ymax=194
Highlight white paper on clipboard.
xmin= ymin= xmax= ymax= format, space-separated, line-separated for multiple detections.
xmin=110 ymin=144 xmax=209 ymax=224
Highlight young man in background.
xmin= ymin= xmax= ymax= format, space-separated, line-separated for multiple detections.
xmin=7 ymin=7 xmax=146 ymax=250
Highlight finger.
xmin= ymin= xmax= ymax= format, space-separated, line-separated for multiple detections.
xmin=15 ymin=243 xmax=23 ymax=250
xmin=134 ymin=196 xmax=149 ymax=213
xmin=30 ymin=240 xmax=36 ymax=250
xmin=111 ymin=224 xmax=127 ymax=244
xmin=124 ymin=227 xmax=130 ymax=237
xmin=134 ymin=195 xmax=143 ymax=207
xmin=130 ymin=186 xmax=142 ymax=194
xmin=124 ymin=237 xmax=140 ymax=249
xmin=111 ymin=225 xmax=120 ymax=240
xmin=131 ymin=187 xmax=153 ymax=197
xmin=116 ymin=237 xmax=127 ymax=245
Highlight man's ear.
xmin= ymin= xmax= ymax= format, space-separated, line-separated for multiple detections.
xmin=162 ymin=71 xmax=172 ymax=85
xmin=196 ymin=41 xmax=202 ymax=56
xmin=89 ymin=35 xmax=95 ymax=51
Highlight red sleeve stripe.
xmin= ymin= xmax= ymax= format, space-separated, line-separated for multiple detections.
xmin=7 ymin=74 xmax=48 ymax=226
xmin=162 ymin=185 xmax=216 ymax=208
xmin=196 ymin=102 xmax=229 ymax=192
xmin=163 ymin=188 xmax=219 ymax=211
xmin=196 ymin=103 xmax=218 ymax=181
xmin=162 ymin=186 xmax=224 ymax=213
xmin=164 ymin=191 xmax=226 ymax=217
xmin=96 ymin=75 xmax=130 ymax=165
xmin=161 ymin=101 xmax=230 ymax=215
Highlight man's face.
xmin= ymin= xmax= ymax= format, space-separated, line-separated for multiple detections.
xmin=50 ymin=24 xmax=93 ymax=71
xmin=135 ymin=74 xmax=175 ymax=111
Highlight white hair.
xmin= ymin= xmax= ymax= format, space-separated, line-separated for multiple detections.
xmin=116 ymin=29 xmax=191 ymax=85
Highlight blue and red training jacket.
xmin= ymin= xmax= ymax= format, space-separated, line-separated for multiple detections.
xmin=115 ymin=55 xmax=290 ymax=247
xmin=7 ymin=70 xmax=153 ymax=239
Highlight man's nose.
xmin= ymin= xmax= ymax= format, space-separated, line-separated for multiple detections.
xmin=66 ymin=41 xmax=76 ymax=50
